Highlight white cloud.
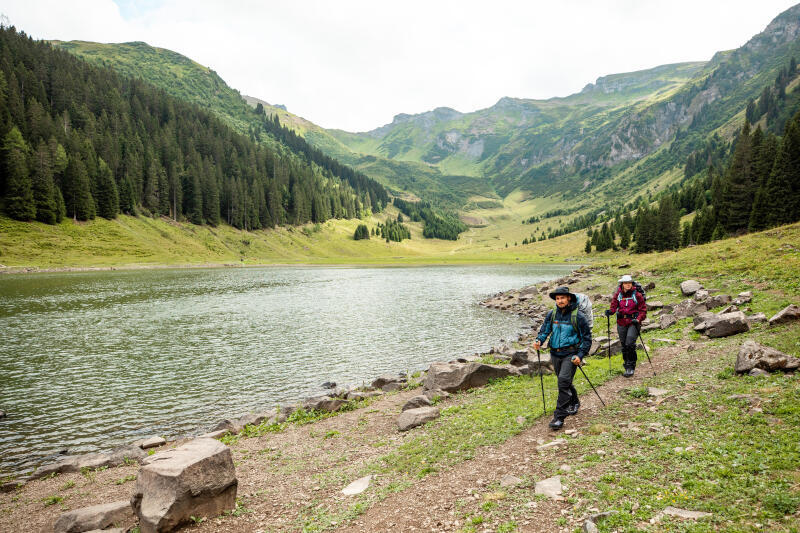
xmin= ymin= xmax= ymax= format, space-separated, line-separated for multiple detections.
xmin=3 ymin=0 xmax=799 ymax=131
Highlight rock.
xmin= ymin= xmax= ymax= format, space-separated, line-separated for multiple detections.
xmin=401 ymin=395 xmax=433 ymax=411
xmin=303 ymin=395 xmax=346 ymax=412
xmin=647 ymin=387 xmax=669 ymax=397
xmin=422 ymin=388 xmax=450 ymax=401
xmin=749 ymin=368 xmax=770 ymax=377
xmin=321 ymin=381 xmax=336 ymax=389
xmin=583 ymin=520 xmax=599 ymax=533
xmin=706 ymin=294 xmax=732 ymax=309
xmin=747 ymin=312 xmax=767 ymax=324
xmin=700 ymin=311 xmax=750 ymax=338
xmin=587 ymin=339 xmax=601 ymax=356
xmin=54 ymin=500 xmax=133 ymax=533
xmin=534 ymin=475 xmax=563 ymax=500
xmin=197 ymin=430 xmax=229 ymax=439
xmin=31 ymin=445 xmax=146 ymax=480
xmin=499 ymin=474 xmax=523 ymax=488
xmin=212 ymin=411 xmax=269 ymax=433
xmin=769 ymin=304 xmax=800 ymax=326
xmin=341 ymin=475 xmax=372 ymax=496
xmin=510 ymin=350 xmax=529 ymax=366
xmin=601 ymin=338 xmax=622 ymax=356
xmin=527 ymin=351 xmax=554 ymax=374
xmin=0 ymin=480 xmax=25 ymax=493
xmin=646 ymin=300 xmax=664 ymax=311
xmin=733 ymin=291 xmax=752 ymax=305
xmin=131 ymin=438 xmax=237 ymax=533
xmin=536 ymin=439 xmax=567 ymax=452
xmin=134 ymin=436 xmax=166 ymax=450
xmin=397 ymin=407 xmax=440 ymax=431
xmin=659 ymin=314 xmax=677 ymax=329
xmin=644 ymin=281 xmax=656 ymax=291
xmin=423 ymin=362 xmax=521 ymax=393
xmin=673 ymin=299 xmax=708 ymax=319
xmin=346 ymin=390 xmax=383 ymax=401
xmin=718 ymin=305 xmax=739 ymax=314
xmin=661 ymin=506 xmax=712 ymax=520
xmin=693 ymin=289 xmax=709 ymax=302
xmin=652 ymin=338 xmax=677 ymax=344
xmin=735 ymin=340 xmax=800 ymax=373
xmin=680 ymin=280 xmax=703 ymax=296
xmin=371 ymin=374 xmax=406 ymax=390
xmin=559 ymin=464 xmax=572 ymax=472
xmin=642 ymin=323 xmax=660 ymax=332
xmin=381 ymin=382 xmax=404 ymax=392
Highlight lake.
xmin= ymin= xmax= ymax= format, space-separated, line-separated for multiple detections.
xmin=0 ymin=264 xmax=573 ymax=476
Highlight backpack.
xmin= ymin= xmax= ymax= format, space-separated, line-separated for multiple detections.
xmin=616 ymin=282 xmax=647 ymax=306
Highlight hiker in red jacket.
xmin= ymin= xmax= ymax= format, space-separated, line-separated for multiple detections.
xmin=604 ymin=275 xmax=647 ymax=377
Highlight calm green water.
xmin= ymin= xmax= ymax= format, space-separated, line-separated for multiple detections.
xmin=0 ymin=264 xmax=572 ymax=476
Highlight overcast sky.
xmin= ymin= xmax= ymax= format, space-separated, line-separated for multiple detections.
xmin=3 ymin=1 xmax=799 ymax=131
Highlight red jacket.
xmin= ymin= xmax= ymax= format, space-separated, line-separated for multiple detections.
xmin=609 ymin=285 xmax=647 ymax=326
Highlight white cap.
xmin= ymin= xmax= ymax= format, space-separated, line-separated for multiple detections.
xmin=618 ymin=274 xmax=634 ymax=283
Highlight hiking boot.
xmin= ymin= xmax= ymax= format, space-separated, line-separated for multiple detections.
xmin=549 ymin=417 xmax=564 ymax=430
xmin=623 ymin=367 xmax=635 ymax=378
xmin=566 ymin=403 xmax=580 ymax=416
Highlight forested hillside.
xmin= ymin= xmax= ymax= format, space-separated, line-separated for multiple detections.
xmin=0 ymin=27 xmax=387 ymax=228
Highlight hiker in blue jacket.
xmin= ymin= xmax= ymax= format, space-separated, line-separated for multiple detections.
xmin=532 ymin=286 xmax=593 ymax=430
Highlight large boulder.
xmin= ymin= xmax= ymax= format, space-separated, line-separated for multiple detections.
xmin=54 ymin=500 xmax=133 ymax=533
xmin=646 ymin=300 xmax=664 ymax=311
xmin=31 ymin=446 xmax=146 ymax=480
xmin=397 ymin=407 xmax=440 ymax=431
xmin=423 ymin=362 xmax=521 ymax=392
xmin=659 ymin=314 xmax=677 ymax=329
xmin=131 ymin=438 xmax=237 ymax=533
xmin=303 ymin=395 xmax=346 ymax=413
xmin=769 ymin=304 xmax=800 ymax=326
xmin=696 ymin=311 xmax=750 ymax=338
xmin=673 ymin=299 xmax=708 ymax=320
xmin=371 ymin=374 xmax=407 ymax=391
xmin=680 ymin=280 xmax=703 ymax=296
xmin=735 ymin=340 xmax=800 ymax=373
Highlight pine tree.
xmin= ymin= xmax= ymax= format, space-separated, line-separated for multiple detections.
xmin=2 ymin=127 xmax=36 ymax=220
xmin=711 ymin=223 xmax=726 ymax=241
xmin=619 ymin=225 xmax=631 ymax=249
xmin=721 ymin=121 xmax=754 ymax=232
xmin=63 ymin=156 xmax=95 ymax=220
xmin=95 ymin=159 xmax=119 ymax=219
xmin=584 ymin=238 xmax=592 ymax=254
xmin=31 ymin=141 xmax=58 ymax=224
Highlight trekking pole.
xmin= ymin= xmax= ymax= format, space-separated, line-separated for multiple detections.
xmin=576 ymin=362 xmax=606 ymax=407
xmin=635 ymin=323 xmax=656 ymax=377
xmin=606 ymin=315 xmax=612 ymax=375
xmin=536 ymin=349 xmax=546 ymax=415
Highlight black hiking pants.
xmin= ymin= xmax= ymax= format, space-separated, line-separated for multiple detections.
xmin=552 ymin=353 xmax=579 ymax=419
xmin=617 ymin=324 xmax=639 ymax=368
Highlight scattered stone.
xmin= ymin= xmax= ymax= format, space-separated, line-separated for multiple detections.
xmin=54 ymin=500 xmax=133 ymax=533
xmin=0 ymin=480 xmax=25 ymax=493
xmin=422 ymin=388 xmax=450 ymax=401
xmin=746 ymin=312 xmax=767 ymax=324
xmin=695 ymin=311 xmax=750 ymax=338
xmin=341 ymin=475 xmax=373 ymax=496
xmin=733 ymin=291 xmax=752 ymax=305
xmin=423 ymin=361 xmax=521 ymax=393
xmin=564 ymin=429 xmax=577 ymax=436
xmin=680 ymin=280 xmax=703 ymax=296
xmin=499 ymin=474 xmax=523 ymax=488
xmin=397 ymin=406 xmax=440 ymax=431
xmin=673 ymin=299 xmax=708 ymax=319
xmin=402 ymin=395 xmax=433 ymax=411
xmin=31 ymin=445 xmax=146 ymax=480
xmin=644 ymin=281 xmax=656 ymax=291
xmin=646 ymin=300 xmax=664 ymax=310
xmin=534 ymin=475 xmax=563 ymax=500
xmin=303 ymin=395 xmax=346 ymax=413
xmin=131 ymin=438 xmax=237 ymax=533
xmin=769 ymin=304 xmax=800 ymax=326
xmin=134 ymin=436 xmax=166 ymax=450
xmin=536 ymin=439 xmax=567 ymax=452
xmin=659 ymin=314 xmax=677 ymax=329
xmin=661 ymin=506 xmax=712 ymax=520
xmin=516 ymin=416 xmax=526 ymax=425
xmin=527 ymin=351 xmax=554 ymax=374
xmin=583 ymin=520 xmax=599 ymax=533
xmin=197 ymin=429 xmax=229 ymax=439
xmin=510 ymin=350 xmax=529 ymax=366
xmin=320 ymin=381 xmax=336 ymax=389
xmin=346 ymin=390 xmax=383 ymax=401
xmin=652 ymin=338 xmax=677 ymax=344
xmin=559 ymin=464 xmax=572 ymax=472
xmin=642 ymin=323 xmax=660 ymax=332
xmin=693 ymin=289 xmax=709 ymax=302
xmin=371 ymin=374 xmax=407 ymax=391
xmin=647 ymin=387 xmax=669 ymax=397
xmin=735 ymin=340 xmax=800 ymax=374
xmin=706 ymin=294 xmax=733 ymax=309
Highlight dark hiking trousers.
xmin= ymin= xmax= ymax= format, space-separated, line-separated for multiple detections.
xmin=552 ymin=353 xmax=579 ymax=419
xmin=617 ymin=324 xmax=639 ymax=368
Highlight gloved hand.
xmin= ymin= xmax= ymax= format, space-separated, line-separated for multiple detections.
xmin=571 ymin=355 xmax=582 ymax=366
xmin=631 ymin=318 xmax=640 ymax=326
xmin=604 ymin=309 xmax=613 ymax=317
xmin=533 ymin=340 xmax=542 ymax=350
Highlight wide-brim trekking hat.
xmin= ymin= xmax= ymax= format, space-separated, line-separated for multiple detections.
xmin=549 ymin=286 xmax=577 ymax=302
xmin=618 ymin=274 xmax=634 ymax=283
